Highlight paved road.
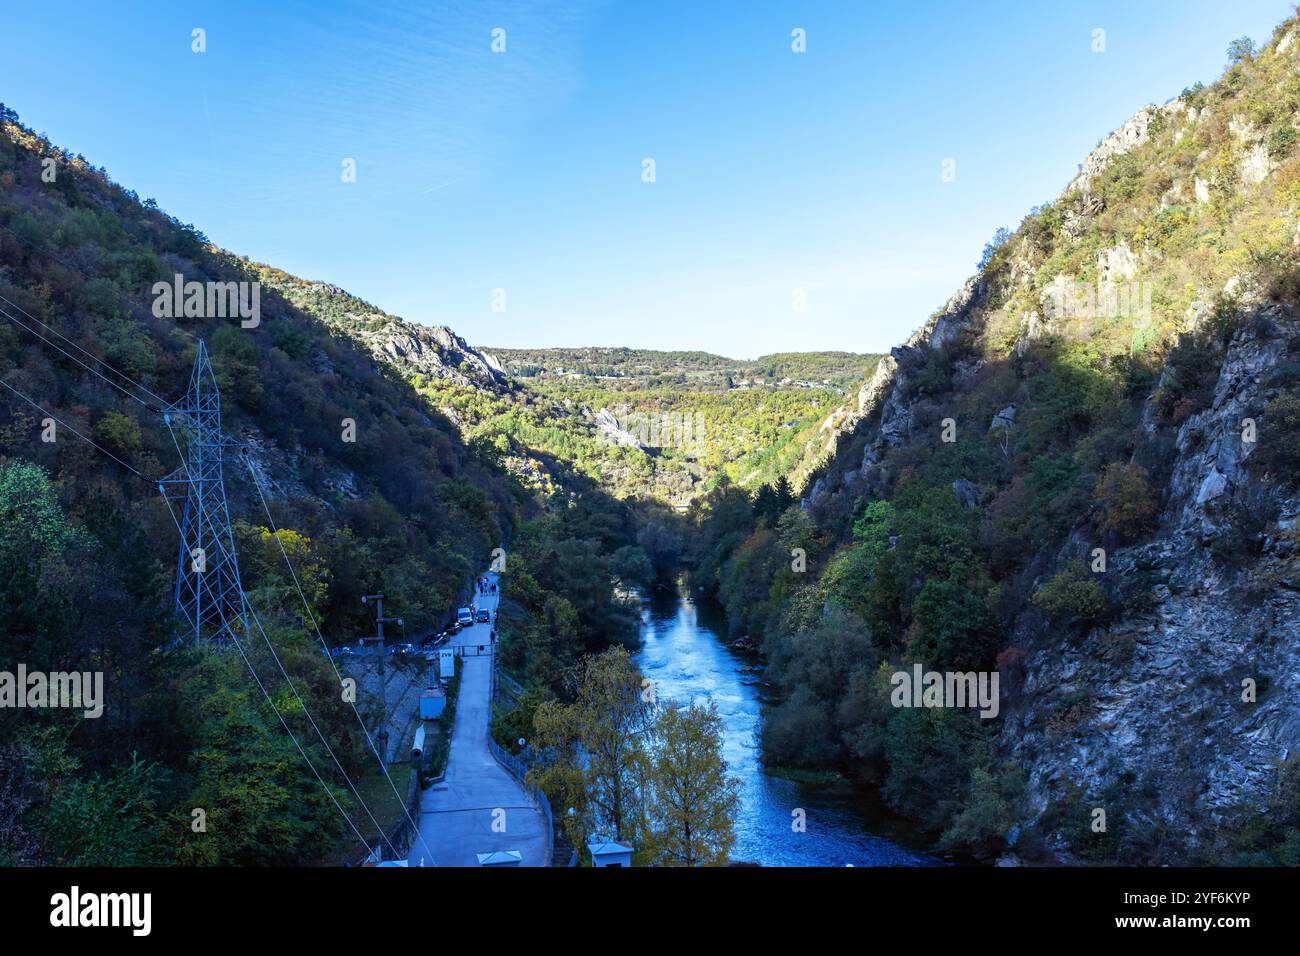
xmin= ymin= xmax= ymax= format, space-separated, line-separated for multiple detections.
xmin=408 ymin=571 xmax=549 ymax=867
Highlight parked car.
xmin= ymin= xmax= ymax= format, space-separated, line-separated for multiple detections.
xmin=475 ymin=609 xmax=490 ymax=624
xmin=337 ymin=645 xmax=357 ymax=658
xmin=457 ymin=606 xmax=474 ymax=626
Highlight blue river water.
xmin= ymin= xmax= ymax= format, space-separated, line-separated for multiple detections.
xmin=633 ymin=591 xmax=936 ymax=867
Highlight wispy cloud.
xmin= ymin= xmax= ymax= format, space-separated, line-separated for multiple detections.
xmin=229 ymin=0 xmax=600 ymax=199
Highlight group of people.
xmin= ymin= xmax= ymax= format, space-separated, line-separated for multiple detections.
xmin=476 ymin=575 xmax=498 ymax=643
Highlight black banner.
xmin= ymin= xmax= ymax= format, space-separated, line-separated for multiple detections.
xmin=0 ymin=865 xmax=1285 ymax=942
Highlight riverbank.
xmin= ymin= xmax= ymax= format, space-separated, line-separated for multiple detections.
xmin=633 ymin=590 xmax=937 ymax=866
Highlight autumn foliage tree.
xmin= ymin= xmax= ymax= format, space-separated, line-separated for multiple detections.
xmin=1093 ymin=462 xmax=1160 ymax=542
xmin=643 ymin=700 xmax=740 ymax=867
xmin=530 ymin=648 xmax=740 ymax=865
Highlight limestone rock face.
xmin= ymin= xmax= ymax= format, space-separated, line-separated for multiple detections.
xmin=1064 ymin=104 xmax=1167 ymax=197
xmin=1240 ymin=141 xmax=1274 ymax=185
xmin=998 ymin=306 xmax=1300 ymax=859
xmin=991 ymin=405 xmax=1017 ymax=431
xmin=372 ymin=324 xmax=508 ymax=391
xmin=1098 ymin=241 xmax=1139 ymax=283
xmin=286 ymin=280 xmax=510 ymax=392
xmin=593 ymin=407 xmax=645 ymax=449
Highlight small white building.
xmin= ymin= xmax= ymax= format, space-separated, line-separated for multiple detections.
xmin=587 ymin=838 xmax=634 ymax=867
xmin=477 ymin=850 xmax=522 ymax=867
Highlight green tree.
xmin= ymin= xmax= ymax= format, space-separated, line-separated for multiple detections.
xmin=0 ymin=461 xmax=77 ymax=666
xmin=93 ymin=410 xmax=142 ymax=456
xmin=608 ymin=544 xmax=654 ymax=589
xmin=1227 ymin=36 xmax=1256 ymax=64
xmin=644 ymin=700 xmax=739 ymax=866
xmin=1032 ymin=560 xmax=1107 ymax=628
xmin=3 ymin=729 xmax=168 ymax=866
xmin=174 ymin=650 xmax=348 ymax=865
xmin=531 ymin=647 xmax=655 ymax=848
xmin=939 ymin=767 xmax=1013 ymax=855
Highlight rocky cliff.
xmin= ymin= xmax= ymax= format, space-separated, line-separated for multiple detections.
xmin=796 ymin=16 xmax=1300 ymax=861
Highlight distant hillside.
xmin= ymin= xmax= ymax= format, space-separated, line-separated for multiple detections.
xmin=489 ymin=345 xmax=880 ymax=390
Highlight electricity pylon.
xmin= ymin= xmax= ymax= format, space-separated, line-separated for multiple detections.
xmin=158 ymin=340 xmax=250 ymax=644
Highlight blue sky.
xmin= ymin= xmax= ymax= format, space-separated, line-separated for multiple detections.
xmin=1 ymin=0 xmax=1293 ymax=358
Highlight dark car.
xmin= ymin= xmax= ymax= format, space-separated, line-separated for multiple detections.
xmin=475 ymin=609 xmax=490 ymax=624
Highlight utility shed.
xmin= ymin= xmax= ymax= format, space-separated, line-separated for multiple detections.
xmin=587 ymin=838 xmax=633 ymax=867
xmin=419 ymin=685 xmax=445 ymax=720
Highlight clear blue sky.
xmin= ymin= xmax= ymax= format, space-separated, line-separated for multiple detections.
xmin=2 ymin=1 xmax=1293 ymax=358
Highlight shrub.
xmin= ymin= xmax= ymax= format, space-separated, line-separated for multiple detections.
xmin=93 ymin=411 xmax=142 ymax=456
xmin=1031 ymin=560 xmax=1107 ymax=627
xmin=1094 ymin=462 xmax=1160 ymax=542
xmin=1268 ymin=124 xmax=1298 ymax=160
xmin=939 ymin=768 xmax=1013 ymax=854
xmin=1227 ymin=36 xmax=1257 ymax=65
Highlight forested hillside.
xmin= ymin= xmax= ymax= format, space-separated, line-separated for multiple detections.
xmin=492 ymin=345 xmax=877 ymax=389
xmin=687 ymin=19 xmax=1300 ymax=864
xmin=0 ymin=105 xmax=641 ymax=864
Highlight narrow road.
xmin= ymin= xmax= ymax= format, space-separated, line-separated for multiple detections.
xmin=408 ymin=570 xmax=549 ymax=867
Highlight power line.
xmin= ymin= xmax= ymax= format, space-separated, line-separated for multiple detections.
xmin=244 ymin=598 xmax=401 ymax=860
xmin=0 ymin=374 xmax=156 ymax=481
xmin=0 ymin=220 xmax=170 ymax=405
xmin=0 ymin=343 xmax=391 ymax=863
xmin=245 ymin=459 xmax=440 ymax=866
xmin=154 ymin=487 xmax=377 ymax=859
xmin=0 ymin=249 xmax=422 ymax=862
xmin=0 ymin=294 xmax=166 ymax=408
xmin=166 ymin=416 xmax=402 ymax=861
xmin=0 ymin=303 xmax=159 ymax=411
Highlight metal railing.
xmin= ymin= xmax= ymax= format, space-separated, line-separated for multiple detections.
xmin=486 ymin=736 xmax=554 ymax=866
xmin=484 ymin=643 xmax=553 ymax=867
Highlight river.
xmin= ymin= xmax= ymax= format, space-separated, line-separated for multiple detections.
xmin=634 ymin=590 xmax=936 ymax=866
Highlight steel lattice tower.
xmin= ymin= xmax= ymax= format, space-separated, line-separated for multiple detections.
xmin=159 ymin=340 xmax=250 ymax=644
